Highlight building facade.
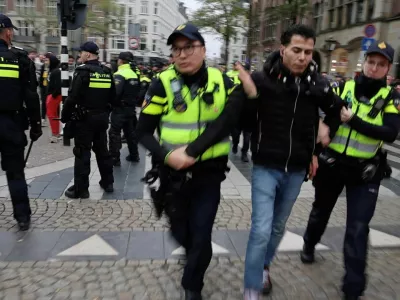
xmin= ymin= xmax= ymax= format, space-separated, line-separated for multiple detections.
xmin=88 ymin=0 xmax=188 ymax=62
xmin=220 ymin=18 xmax=248 ymax=68
xmin=250 ymin=0 xmax=400 ymax=77
xmin=2 ymin=0 xmax=82 ymax=54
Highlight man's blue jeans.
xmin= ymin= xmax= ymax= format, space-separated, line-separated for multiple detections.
xmin=244 ymin=165 xmax=306 ymax=290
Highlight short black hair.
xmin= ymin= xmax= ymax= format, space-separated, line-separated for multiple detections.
xmin=281 ymin=24 xmax=316 ymax=46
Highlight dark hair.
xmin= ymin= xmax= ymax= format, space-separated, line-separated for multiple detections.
xmin=281 ymin=24 xmax=316 ymax=46
xmin=0 ymin=28 xmax=5 ymax=35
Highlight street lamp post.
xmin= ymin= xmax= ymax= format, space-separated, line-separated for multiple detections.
xmin=325 ymin=37 xmax=337 ymax=74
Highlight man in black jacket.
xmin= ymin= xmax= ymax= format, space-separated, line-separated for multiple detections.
xmin=237 ymin=25 xmax=343 ymax=299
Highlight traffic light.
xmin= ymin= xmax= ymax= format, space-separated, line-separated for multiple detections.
xmin=57 ymin=0 xmax=88 ymax=30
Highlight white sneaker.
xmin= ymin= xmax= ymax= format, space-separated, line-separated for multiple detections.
xmin=49 ymin=136 xmax=58 ymax=143
xmin=243 ymin=288 xmax=260 ymax=300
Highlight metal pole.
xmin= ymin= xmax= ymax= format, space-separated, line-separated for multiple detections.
xmin=60 ymin=0 xmax=71 ymax=146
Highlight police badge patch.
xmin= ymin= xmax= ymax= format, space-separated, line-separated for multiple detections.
xmin=142 ymin=93 xmax=152 ymax=109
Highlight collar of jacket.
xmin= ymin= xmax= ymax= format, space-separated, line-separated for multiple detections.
xmin=0 ymin=39 xmax=8 ymax=49
xmin=85 ymin=59 xmax=100 ymax=66
xmin=118 ymin=63 xmax=131 ymax=71
xmin=179 ymin=61 xmax=207 ymax=88
xmin=264 ymin=50 xmax=317 ymax=84
xmin=355 ymin=73 xmax=387 ymax=100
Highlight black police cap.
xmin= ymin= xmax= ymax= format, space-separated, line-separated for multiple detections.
xmin=167 ymin=23 xmax=205 ymax=46
xmin=118 ymin=51 xmax=134 ymax=62
xmin=79 ymin=41 xmax=99 ymax=55
xmin=366 ymin=41 xmax=394 ymax=63
xmin=0 ymin=14 xmax=18 ymax=30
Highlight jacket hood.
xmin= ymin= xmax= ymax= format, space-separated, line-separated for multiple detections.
xmin=48 ymin=55 xmax=60 ymax=70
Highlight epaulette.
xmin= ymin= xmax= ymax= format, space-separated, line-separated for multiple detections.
xmin=11 ymin=46 xmax=27 ymax=55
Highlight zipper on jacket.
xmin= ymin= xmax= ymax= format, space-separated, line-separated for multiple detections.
xmin=197 ymin=93 xmax=202 ymax=162
xmin=285 ymin=77 xmax=301 ymax=172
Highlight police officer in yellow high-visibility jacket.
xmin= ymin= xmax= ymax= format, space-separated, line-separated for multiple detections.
xmin=61 ymin=42 xmax=118 ymax=199
xmin=226 ymin=62 xmax=241 ymax=84
xmin=301 ymin=41 xmax=400 ymax=300
xmin=136 ymin=23 xmax=244 ymax=300
xmin=109 ymin=52 xmax=141 ymax=166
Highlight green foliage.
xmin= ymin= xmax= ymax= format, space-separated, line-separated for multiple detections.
xmin=192 ymin=0 xmax=248 ymax=64
xmin=266 ymin=0 xmax=311 ymax=24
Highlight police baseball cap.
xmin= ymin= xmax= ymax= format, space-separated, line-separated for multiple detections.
xmin=365 ymin=41 xmax=394 ymax=63
xmin=0 ymin=14 xmax=18 ymax=30
xmin=118 ymin=51 xmax=134 ymax=62
xmin=167 ymin=23 xmax=205 ymax=46
xmin=79 ymin=41 xmax=99 ymax=55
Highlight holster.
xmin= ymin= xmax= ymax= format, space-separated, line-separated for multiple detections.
xmin=63 ymin=121 xmax=76 ymax=139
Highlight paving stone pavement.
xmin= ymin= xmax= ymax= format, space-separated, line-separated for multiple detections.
xmin=0 ymin=251 xmax=400 ymax=300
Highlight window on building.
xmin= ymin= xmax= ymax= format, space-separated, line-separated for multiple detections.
xmin=356 ymin=0 xmax=364 ymax=22
xmin=154 ymin=2 xmax=159 ymax=15
xmin=242 ymin=36 xmax=247 ymax=45
xmin=152 ymin=39 xmax=156 ymax=51
xmin=153 ymin=21 xmax=157 ymax=33
xmin=47 ymin=22 xmax=59 ymax=37
xmin=16 ymin=0 xmax=36 ymax=14
xmin=329 ymin=0 xmax=335 ymax=8
xmin=346 ymin=3 xmax=353 ymax=25
xmin=337 ymin=6 xmax=343 ymax=27
xmin=328 ymin=9 xmax=334 ymax=28
xmin=113 ymin=37 xmax=125 ymax=49
xmin=140 ymin=1 xmax=148 ymax=14
xmin=282 ymin=18 xmax=292 ymax=32
xmin=140 ymin=37 xmax=147 ymax=50
xmin=16 ymin=21 xmax=34 ymax=36
xmin=46 ymin=0 xmax=57 ymax=16
xmin=367 ymin=0 xmax=374 ymax=20
xmin=140 ymin=19 xmax=148 ymax=33
xmin=241 ymin=51 xmax=246 ymax=63
xmin=313 ymin=3 xmax=323 ymax=33
xmin=0 ymin=0 xmax=6 ymax=12
xmin=263 ymin=20 xmax=277 ymax=40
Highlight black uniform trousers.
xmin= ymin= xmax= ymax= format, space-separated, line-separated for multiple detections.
xmin=40 ymin=87 xmax=47 ymax=119
xmin=168 ymin=172 xmax=223 ymax=292
xmin=109 ymin=107 xmax=138 ymax=162
xmin=303 ymin=157 xmax=380 ymax=297
xmin=0 ymin=114 xmax=30 ymax=222
xmin=73 ymin=112 xmax=114 ymax=191
xmin=232 ymin=128 xmax=250 ymax=154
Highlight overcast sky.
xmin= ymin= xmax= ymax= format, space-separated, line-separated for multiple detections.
xmin=180 ymin=0 xmax=221 ymax=58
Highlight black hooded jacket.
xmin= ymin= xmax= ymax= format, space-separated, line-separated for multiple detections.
xmin=248 ymin=51 xmax=343 ymax=172
xmin=47 ymin=55 xmax=61 ymax=98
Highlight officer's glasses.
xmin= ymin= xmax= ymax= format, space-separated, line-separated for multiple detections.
xmin=171 ymin=44 xmax=203 ymax=57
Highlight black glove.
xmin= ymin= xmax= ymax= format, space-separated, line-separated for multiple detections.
xmin=30 ymin=122 xmax=42 ymax=141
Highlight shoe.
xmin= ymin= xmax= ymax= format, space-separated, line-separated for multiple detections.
xmin=185 ymin=289 xmax=202 ymax=300
xmin=262 ymin=266 xmax=272 ymax=295
xmin=243 ymin=288 xmax=260 ymax=300
xmin=300 ymin=244 xmax=315 ymax=264
xmin=65 ymin=185 xmax=90 ymax=199
xmin=126 ymin=154 xmax=140 ymax=162
xmin=18 ymin=219 xmax=30 ymax=231
xmin=113 ymin=159 xmax=121 ymax=167
xmin=99 ymin=181 xmax=114 ymax=193
xmin=241 ymin=153 xmax=249 ymax=162
xmin=232 ymin=145 xmax=238 ymax=154
xmin=49 ymin=136 xmax=59 ymax=143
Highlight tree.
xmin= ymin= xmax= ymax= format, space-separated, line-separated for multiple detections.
xmin=267 ymin=0 xmax=311 ymax=25
xmin=85 ymin=0 xmax=125 ymax=61
xmin=191 ymin=0 xmax=248 ymax=66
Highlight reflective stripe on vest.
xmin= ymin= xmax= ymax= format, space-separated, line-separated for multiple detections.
xmin=159 ymin=67 xmax=230 ymax=161
xmin=89 ymin=73 xmax=112 ymax=88
xmin=329 ymin=80 xmax=390 ymax=158
xmin=0 ymin=62 xmax=19 ymax=78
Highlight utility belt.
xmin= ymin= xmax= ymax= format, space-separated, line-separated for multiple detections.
xmin=142 ymin=160 xmax=229 ymax=219
xmin=319 ymin=148 xmax=392 ymax=182
xmin=0 ymin=108 xmax=29 ymax=129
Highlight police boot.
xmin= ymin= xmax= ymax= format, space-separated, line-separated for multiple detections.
xmin=343 ymin=295 xmax=361 ymax=300
xmin=185 ymin=290 xmax=202 ymax=300
xmin=126 ymin=154 xmax=140 ymax=162
xmin=121 ymin=135 xmax=127 ymax=143
xmin=232 ymin=145 xmax=238 ymax=154
xmin=18 ymin=219 xmax=31 ymax=231
xmin=99 ymin=181 xmax=114 ymax=193
xmin=241 ymin=153 xmax=249 ymax=162
xmin=300 ymin=244 xmax=315 ymax=264
xmin=65 ymin=185 xmax=90 ymax=199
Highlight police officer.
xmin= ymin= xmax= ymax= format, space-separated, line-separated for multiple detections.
xmin=137 ymin=68 xmax=152 ymax=107
xmin=136 ymin=23 xmax=244 ymax=300
xmin=226 ymin=61 xmax=241 ymax=84
xmin=300 ymin=41 xmax=400 ymax=300
xmin=109 ymin=51 xmax=140 ymax=165
xmin=0 ymin=14 xmax=42 ymax=230
xmin=61 ymin=42 xmax=118 ymax=198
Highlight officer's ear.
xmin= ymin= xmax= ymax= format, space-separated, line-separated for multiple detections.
xmin=280 ymin=45 xmax=285 ymax=57
xmin=201 ymin=45 xmax=206 ymax=59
